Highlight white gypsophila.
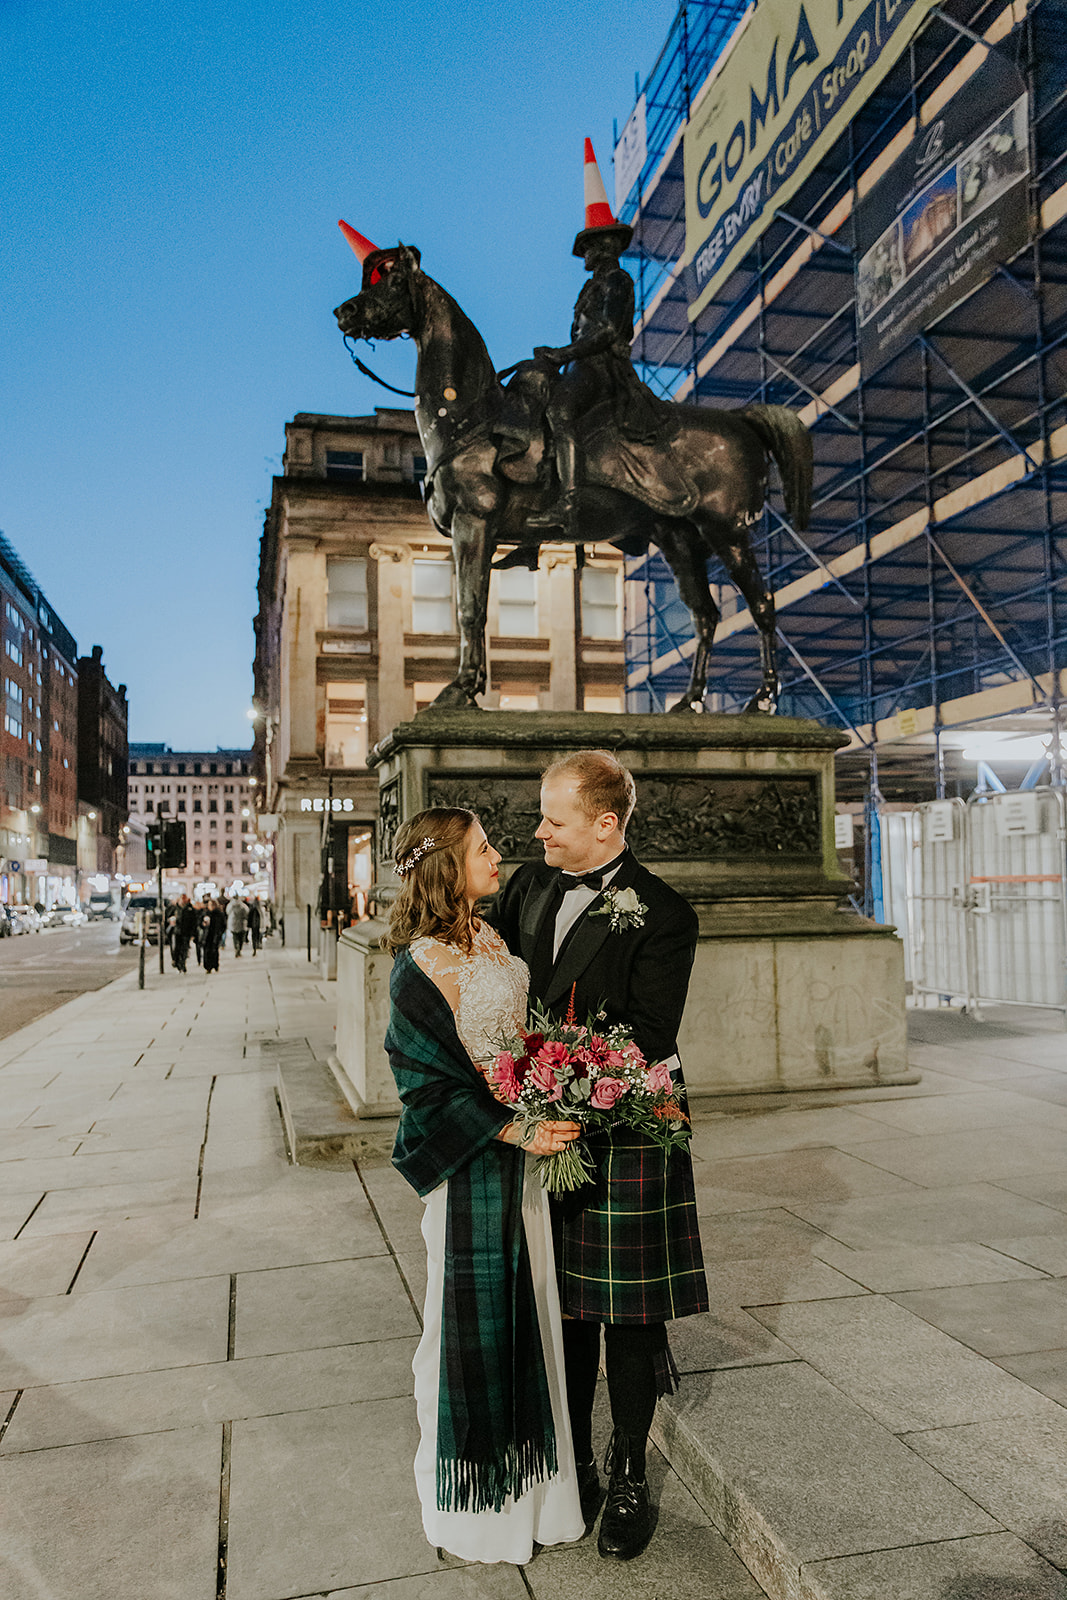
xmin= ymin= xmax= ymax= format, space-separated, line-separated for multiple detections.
xmin=590 ymin=885 xmax=648 ymax=933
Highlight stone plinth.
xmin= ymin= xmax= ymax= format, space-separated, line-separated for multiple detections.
xmin=333 ymin=710 xmax=914 ymax=1103
xmin=334 ymin=918 xmax=400 ymax=1117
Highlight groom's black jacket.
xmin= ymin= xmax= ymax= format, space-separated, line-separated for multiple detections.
xmin=485 ymin=846 xmax=707 ymax=1326
xmin=487 ymin=848 xmax=698 ymax=1067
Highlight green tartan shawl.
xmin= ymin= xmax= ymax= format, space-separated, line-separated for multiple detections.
xmin=385 ymin=947 xmax=558 ymax=1513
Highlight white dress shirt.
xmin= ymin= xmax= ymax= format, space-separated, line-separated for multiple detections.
xmin=551 ymin=853 xmax=626 ymax=962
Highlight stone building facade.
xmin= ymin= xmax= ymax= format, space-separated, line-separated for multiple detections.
xmin=126 ymin=744 xmax=259 ymax=894
xmin=253 ymin=408 xmax=626 ymax=942
xmin=76 ymin=644 xmax=129 ymax=879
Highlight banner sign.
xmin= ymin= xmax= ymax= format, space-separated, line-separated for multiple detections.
xmin=683 ymin=0 xmax=938 ymax=319
xmin=855 ymin=50 xmax=1030 ymax=372
xmin=615 ymin=95 xmax=648 ymax=215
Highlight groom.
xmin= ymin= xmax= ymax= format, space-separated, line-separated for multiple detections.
xmin=489 ymin=749 xmax=708 ymax=1560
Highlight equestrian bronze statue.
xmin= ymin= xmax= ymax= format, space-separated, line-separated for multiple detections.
xmin=333 ymin=196 xmax=812 ymax=715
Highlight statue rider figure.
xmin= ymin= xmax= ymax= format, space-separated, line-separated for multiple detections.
xmin=528 ymin=141 xmax=662 ymax=536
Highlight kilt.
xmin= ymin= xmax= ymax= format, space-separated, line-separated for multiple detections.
xmin=551 ymin=1129 xmax=708 ymax=1324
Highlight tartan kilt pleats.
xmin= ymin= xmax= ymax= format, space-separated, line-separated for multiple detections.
xmin=551 ymin=1129 xmax=708 ymax=1324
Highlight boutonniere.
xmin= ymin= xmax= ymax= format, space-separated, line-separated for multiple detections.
xmin=589 ymin=885 xmax=647 ymax=932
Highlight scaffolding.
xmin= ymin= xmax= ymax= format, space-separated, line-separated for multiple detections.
xmin=617 ymin=0 xmax=1067 ymax=828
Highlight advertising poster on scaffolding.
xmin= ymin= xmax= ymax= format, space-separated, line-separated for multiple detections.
xmin=683 ymin=0 xmax=939 ymax=320
xmin=855 ymin=49 xmax=1030 ymax=373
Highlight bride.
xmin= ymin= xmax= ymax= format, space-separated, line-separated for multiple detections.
xmin=383 ymin=806 xmax=586 ymax=1565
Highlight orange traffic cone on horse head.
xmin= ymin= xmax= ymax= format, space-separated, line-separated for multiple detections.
xmin=572 ymin=137 xmax=633 ymax=259
xmin=338 ymin=219 xmax=394 ymax=286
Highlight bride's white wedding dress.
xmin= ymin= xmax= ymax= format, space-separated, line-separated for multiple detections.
xmin=410 ymin=923 xmax=584 ymax=1565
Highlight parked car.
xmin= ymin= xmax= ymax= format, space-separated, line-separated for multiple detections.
xmin=87 ymin=892 xmax=119 ymax=921
xmin=119 ymin=893 xmax=171 ymax=945
xmin=11 ymin=906 xmax=42 ymax=933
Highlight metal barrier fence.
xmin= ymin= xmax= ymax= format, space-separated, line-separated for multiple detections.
xmin=906 ymin=788 xmax=1067 ymax=1020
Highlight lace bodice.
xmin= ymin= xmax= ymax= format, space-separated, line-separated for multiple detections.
xmin=411 ymin=923 xmax=528 ymax=1066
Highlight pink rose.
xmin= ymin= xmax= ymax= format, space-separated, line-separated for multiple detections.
xmin=623 ymin=1040 xmax=646 ymax=1068
xmin=491 ymin=1052 xmax=521 ymax=1103
xmin=645 ymin=1060 xmax=675 ymax=1094
xmin=604 ymin=1050 xmax=627 ymax=1071
xmin=590 ymin=1076 xmax=627 ymax=1110
xmin=536 ymin=1041 xmax=572 ymax=1070
xmin=529 ymin=1059 xmax=564 ymax=1101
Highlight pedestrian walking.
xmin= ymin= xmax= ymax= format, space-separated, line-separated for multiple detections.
xmin=227 ymin=895 xmax=250 ymax=957
xmin=247 ymin=899 xmax=262 ymax=955
xmin=170 ymin=895 xmax=197 ymax=973
xmin=200 ymin=899 xmax=225 ymax=974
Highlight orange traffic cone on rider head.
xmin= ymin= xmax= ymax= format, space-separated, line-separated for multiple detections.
xmin=338 ymin=219 xmax=397 ymax=286
xmin=572 ymin=138 xmax=633 ymax=258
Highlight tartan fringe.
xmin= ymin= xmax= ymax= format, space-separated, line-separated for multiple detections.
xmin=653 ymin=1340 xmax=680 ymax=1398
xmin=436 ymin=1431 xmax=560 ymax=1514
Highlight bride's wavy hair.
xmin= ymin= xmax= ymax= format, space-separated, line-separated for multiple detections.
xmin=383 ymin=807 xmax=479 ymax=956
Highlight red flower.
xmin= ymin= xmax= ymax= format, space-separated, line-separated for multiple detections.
xmin=522 ymin=1032 xmax=545 ymax=1055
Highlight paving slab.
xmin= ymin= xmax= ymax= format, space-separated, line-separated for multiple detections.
xmin=692 ymin=1208 xmax=832 ymax=1260
xmin=995 ymin=1348 xmax=1067 ymax=1406
xmin=691 ymin=1107 xmax=905 ymax=1160
xmin=74 ymin=1202 xmax=387 ymax=1292
xmin=17 ymin=1177 xmax=197 ymax=1236
xmin=0 ymin=1144 xmax=197 ymax=1194
xmin=995 ymin=1173 xmax=1067 ymax=1212
xmin=653 ymin=1362 xmax=997 ymax=1594
xmin=846 ymin=1126 xmax=1067 ymax=1188
xmin=670 ymin=1308 xmax=798 ymax=1372
xmin=0 ymin=1230 xmax=95 ymax=1301
xmin=692 ymin=1147 xmax=922 ymax=1204
xmin=0 ymin=1337 xmax=420 ymax=1451
xmin=891 ymin=1277 xmax=1067 ymax=1357
xmin=0 ymin=1190 xmax=47 ymax=1239
xmin=703 ymin=1254 xmax=864 ymax=1307
xmin=801 ymin=1531 xmax=1067 ymax=1600
xmin=0 ymin=1274 xmax=229 ymax=1386
xmin=983 ymin=1233 xmax=1067 ymax=1275
xmin=322 ymin=1572 xmax=529 ymax=1600
xmin=904 ymin=1411 xmax=1067 ymax=1569
xmin=0 ymin=1423 xmax=220 ymax=1600
xmin=811 ymin=1238 xmax=1046 ymax=1292
xmin=844 ymin=1088 xmax=1067 ymax=1136
xmin=233 ymin=1256 xmax=420 ymax=1357
xmin=226 ymin=1397 xmax=439 ymax=1599
xmin=790 ymin=1183 xmax=1067 ymax=1249
xmin=749 ymin=1295 xmax=1053 ymax=1433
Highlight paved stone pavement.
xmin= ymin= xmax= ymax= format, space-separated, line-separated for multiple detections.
xmin=2 ymin=946 xmax=1066 ymax=1599
xmin=0 ymin=946 xmax=765 ymax=1600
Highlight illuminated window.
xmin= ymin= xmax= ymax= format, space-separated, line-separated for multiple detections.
xmin=584 ymin=692 xmax=624 ymax=713
xmin=498 ymin=691 xmax=539 ymax=710
xmin=581 ymin=567 xmax=622 ymax=639
xmin=413 ymin=681 xmax=447 ymax=712
xmin=495 ymin=569 xmax=537 ymax=637
xmin=326 ymin=557 xmax=368 ymax=629
xmin=412 ymin=560 xmax=454 ymax=632
xmin=325 ymin=681 xmax=368 ymax=769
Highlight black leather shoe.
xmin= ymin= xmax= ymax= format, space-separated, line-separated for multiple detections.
xmin=597 ymin=1429 xmax=652 ymax=1560
xmin=575 ymin=1457 xmax=603 ymax=1525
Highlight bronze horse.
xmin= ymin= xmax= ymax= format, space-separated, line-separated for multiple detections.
xmin=334 ymin=244 xmax=812 ymax=713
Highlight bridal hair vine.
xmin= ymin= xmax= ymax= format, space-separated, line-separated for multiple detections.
xmin=395 ymin=836 xmax=436 ymax=877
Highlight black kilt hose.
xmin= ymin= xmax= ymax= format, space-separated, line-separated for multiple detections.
xmin=488 ymin=849 xmax=709 ymax=1326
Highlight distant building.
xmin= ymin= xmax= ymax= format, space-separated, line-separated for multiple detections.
xmin=77 ymin=644 xmax=129 ymax=879
xmin=253 ymin=409 xmax=626 ymax=941
xmin=126 ymin=744 xmax=259 ymax=895
xmin=0 ymin=532 xmax=80 ymax=907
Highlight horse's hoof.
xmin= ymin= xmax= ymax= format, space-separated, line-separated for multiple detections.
xmin=743 ymin=692 xmax=779 ymax=715
xmin=429 ymin=683 xmax=482 ymax=711
xmin=667 ymin=696 xmax=705 ymax=714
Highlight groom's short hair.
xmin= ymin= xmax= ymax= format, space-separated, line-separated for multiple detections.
xmin=542 ymin=750 xmax=636 ymax=831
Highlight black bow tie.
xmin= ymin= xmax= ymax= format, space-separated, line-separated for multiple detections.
xmin=560 ymin=867 xmax=610 ymax=892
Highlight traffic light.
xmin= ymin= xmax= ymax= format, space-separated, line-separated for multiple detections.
xmin=162 ymin=820 xmax=186 ymax=870
xmin=145 ymin=820 xmax=185 ymax=869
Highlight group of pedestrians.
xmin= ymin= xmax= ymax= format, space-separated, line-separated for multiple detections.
xmin=165 ymin=893 xmax=265 ymax=974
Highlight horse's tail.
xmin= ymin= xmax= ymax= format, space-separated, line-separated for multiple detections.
xmin=741 ymin=404 xmax=813 ymax=532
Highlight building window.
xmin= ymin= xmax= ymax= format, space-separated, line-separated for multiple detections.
xmin=4 ymin=638 xmax=22 ymax=667
xmin=158 ymin=799 xmax=169 ymax=812
xmin=413 ymin=681 xmax=448 ymax=712
xmin=498 ymin=691 xmax=540 ymax=711
xmin=584 ymin=691 xmax=624 ymax=712
xmin=145 ymin=800 xmax=154 ymax=812
xmin=325 ymin=680 xmax=368 ymax=769
xmin=325 ymin=450 xmax=364 ymax=481
xmin=326 ymin=557 xmax=368 ymax=629
xmin=208 ymin=801 xmax=218 ymax=813
xmin=581 ymin=567 xmax=622 ymax=640
xmin=224 ymin=801 xmax=234 ymax=814
xmin=412 ymin=560 xmax=454 ymax=633
xmin=495 ymin=568 xmax=538 ymax=637
xmin=177 ymin=800 xmax=187 ymax=812
xmin=410 ymin=454 xmax=428 ymax=482
xmin=193 ymin=800 xmax=202 ymax=813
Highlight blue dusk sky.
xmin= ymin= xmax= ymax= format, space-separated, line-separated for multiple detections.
xmin=1 ymin=0 xmax=674 ymax=749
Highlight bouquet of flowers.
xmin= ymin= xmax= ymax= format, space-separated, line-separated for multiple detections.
xmin=488 ymin=991 xmax=691 ymax=1193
